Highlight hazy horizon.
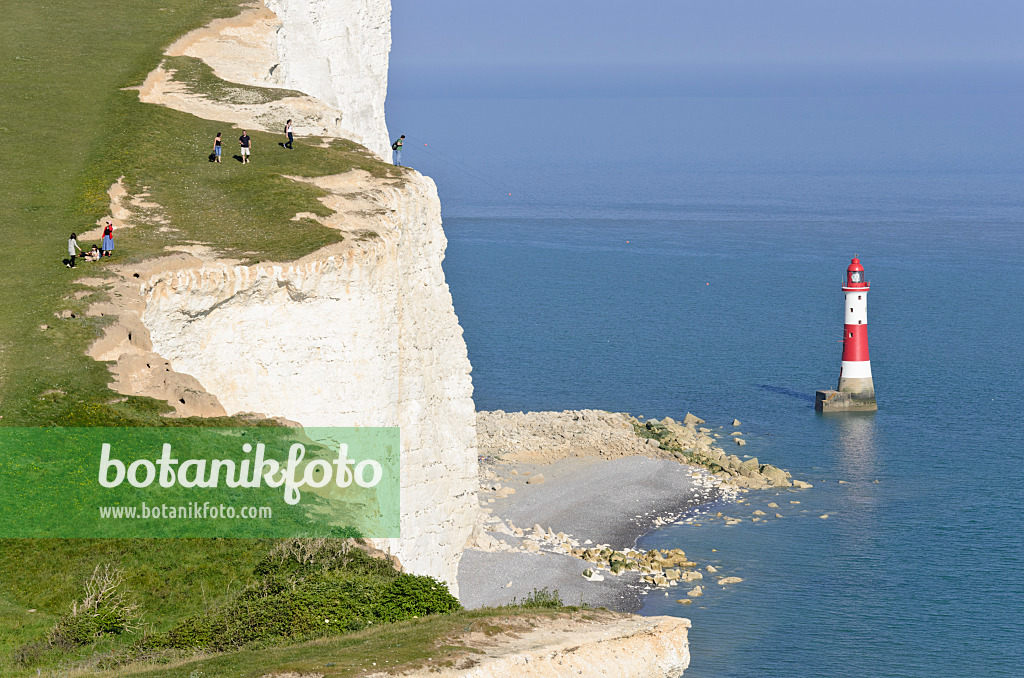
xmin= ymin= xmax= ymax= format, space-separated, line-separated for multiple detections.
xmin=390 ymin=1 xmax=1024 ymax=99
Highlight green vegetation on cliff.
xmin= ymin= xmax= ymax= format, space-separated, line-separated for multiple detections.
xmin=5 ymin=539 xmax=466 ymax=675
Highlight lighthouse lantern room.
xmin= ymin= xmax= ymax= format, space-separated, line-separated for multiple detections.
xmin=815 ymin=257 xmax=878 ymax=412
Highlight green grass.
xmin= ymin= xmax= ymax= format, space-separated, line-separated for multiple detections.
xmin=72 ymin=609 xmax=586 ymax=678
xmin=0 ymin=537 xmax=583 ymax=677
xmin=0 ymin=538 xmax=275 ymax=674
xmin=163 ymin=55 xmax=305 ymax=104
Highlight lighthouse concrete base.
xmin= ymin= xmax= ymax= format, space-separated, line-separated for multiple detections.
xmin=815 ymin=389 xmax=877 ymax=412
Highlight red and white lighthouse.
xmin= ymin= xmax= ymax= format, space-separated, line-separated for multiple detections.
xmin=816 ymin=257 xmax=878 ymax=411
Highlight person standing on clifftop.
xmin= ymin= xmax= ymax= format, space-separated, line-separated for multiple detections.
xmin=285 ymin=119 xmax=294 ymax=149
xmin=101 ymin=222 xmax=114 ymax=257
xmin=392 ymin=134 xmax=405 ymax=166
xmin=213 ymin=132 xmax=222 ymax=162
xmin=239 ymin=130 xmax=252 ymax=164
xmin=67 ymin=233 xmax=82 ymax=268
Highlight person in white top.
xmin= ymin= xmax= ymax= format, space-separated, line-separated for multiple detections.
xmin=67 ymin=232 xmax=83 ymax=268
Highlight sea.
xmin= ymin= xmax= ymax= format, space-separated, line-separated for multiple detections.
xmin=387 ymin=81 xmax=1024 ymax=677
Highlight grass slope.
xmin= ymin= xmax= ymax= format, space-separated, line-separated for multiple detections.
xmin=113 ymin=609 xmax=583 ymax=678
xmin=0 ymin=539 xmax=273 ymax=674
xmin=0 ymin=0 xmax=399 ymax=427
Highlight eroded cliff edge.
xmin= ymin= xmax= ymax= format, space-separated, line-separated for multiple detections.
xmin=140 ymin=174 xmax=480 ymax=592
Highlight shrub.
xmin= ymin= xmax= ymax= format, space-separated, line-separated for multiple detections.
xmin=253 ymin=538 xmax=394 ymax=579
xmin=371 ymin=574 xmax=462 ymax=622
xmin=47 ymin=564 xmax=142 ymax=650
xmin=141 ymin=539 xmax=461 ymax=653
xmin=513 ymin=587 xmax=564 ymax=609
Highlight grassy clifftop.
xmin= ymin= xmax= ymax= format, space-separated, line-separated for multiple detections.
xmin=0 ymin=0 xmax=398 ymax=428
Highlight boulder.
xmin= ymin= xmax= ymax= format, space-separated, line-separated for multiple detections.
xmin=760 ymin=465 xmax=791 ymax=487
xmin=468 ymin=524 xmax=500 ymax=551
xmin=738 ymin=458 xmax=760 ymax=477
xmin=683 ymin=413 xmax=705 ymax=426
xmin=735 ymin=438 xmax=747 ymax=446
xmin=729 ymin=477 xmax=751 ymax=489
xmin=717 ymin=577 xmax=743 ymax=586
xmin=686 ymin=585 xmax=704 ymax=597
xmin=526 ymin=474 xmax=546 ymax=485
xmin=792 ymin=480 xmax=813 ymax=489
xmin=731 ymin=419 xmax=742 ymax=426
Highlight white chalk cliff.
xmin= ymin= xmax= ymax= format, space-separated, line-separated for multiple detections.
xmin=104 ymin=0 xmax=479 ymax=593
xmin=139 ymin=174 xmax=478 ymax=594
xmin=264 ymin=0 xmax=393 ymax=160
xmin=161 ymin=0 xmax=392 ymax=160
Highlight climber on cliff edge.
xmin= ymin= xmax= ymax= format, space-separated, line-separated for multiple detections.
xmin=392 ymin=134 xmax=405 ymax=166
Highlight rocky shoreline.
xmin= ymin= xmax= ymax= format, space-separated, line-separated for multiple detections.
xmin=631 ymin=413 xmax=813 ymax=490
xmin=458 ymin=409 xmax=811 ymax=612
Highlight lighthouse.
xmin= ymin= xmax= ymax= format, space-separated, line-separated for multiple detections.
xmin=815 ymin=257 xmax=878 ymax=412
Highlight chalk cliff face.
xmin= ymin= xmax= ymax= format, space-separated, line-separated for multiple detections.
xmin=264 ymin=0 xmax=392 ymax=160
xmin=139 ymin=173 xmax=478 ymax=592
xmin=105 ymin=0 xmax=478 ymax=591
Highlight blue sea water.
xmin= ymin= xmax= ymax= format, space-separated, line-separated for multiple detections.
xmin=387 ymin=89 xmax=1024 ymax=676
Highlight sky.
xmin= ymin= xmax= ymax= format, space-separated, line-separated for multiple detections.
xmin=389 ymin=1 xmax=1024 ymax=97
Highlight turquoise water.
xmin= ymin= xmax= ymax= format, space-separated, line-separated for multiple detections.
xmin=388 ymin=92 xmax=1024 ymax=676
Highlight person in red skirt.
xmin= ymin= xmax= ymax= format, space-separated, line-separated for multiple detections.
xmin=101 ymin=222 xmax=114 ymax=257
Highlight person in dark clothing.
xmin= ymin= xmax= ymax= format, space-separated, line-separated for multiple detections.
xmin=213 ymin=132 xmax=223 ymax=162
xmin=239 ymin=131 xmax=252 ymax=163
xmin=285 ymin=120 xmax=293 ymax=149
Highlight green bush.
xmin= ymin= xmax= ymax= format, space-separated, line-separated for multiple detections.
xmin=372 ymin=574 xmax=462 ymax=622
xmin=47 ymin=564 xmax=141 ymax=650
xmin=140 ymin=539 xmax=461 ymax=653
xmin=513 ymin=587 xmax=564 ymax=609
